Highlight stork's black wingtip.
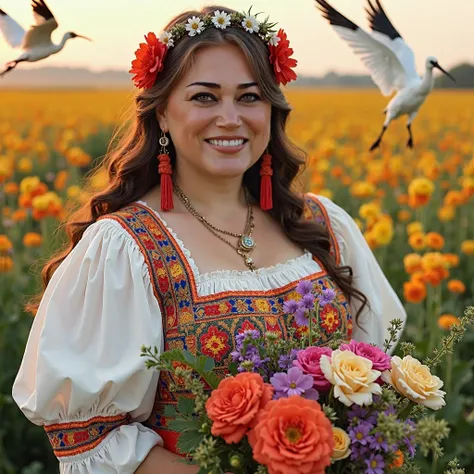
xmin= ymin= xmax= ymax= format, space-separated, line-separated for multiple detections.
xmin=0 ymin=8 xmax=6 ymax=15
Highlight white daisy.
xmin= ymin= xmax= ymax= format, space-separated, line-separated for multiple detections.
xmin=159 ymin=31 xmax=174 ymax=48
xmin=242 ymin=14 xmax=259 ymax=33
xmin=268 ymin=33 xmax=280 ymax=47
xmin=212 ymin=10 xmax=231 ymax=29
xmin=186 ymin=16 xmax=205 ymax=36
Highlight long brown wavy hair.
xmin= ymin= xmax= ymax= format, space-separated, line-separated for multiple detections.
xmin=27 ymin=5 xmax=368 ymax=321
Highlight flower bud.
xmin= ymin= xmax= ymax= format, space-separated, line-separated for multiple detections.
xmin=229 ymin=455 xmax=242 ymax=468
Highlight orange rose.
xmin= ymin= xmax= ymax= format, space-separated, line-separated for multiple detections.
xmin=248 ymin=396 xmax=334 ymax=474
xmin=205 ymin=372 xmax=273 ymax=444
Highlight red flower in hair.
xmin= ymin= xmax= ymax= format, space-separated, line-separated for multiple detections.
xmin=129 ymin=32 xmax=168 ymax=89
xmin=268 ymin=29 xmax=297 ymax=85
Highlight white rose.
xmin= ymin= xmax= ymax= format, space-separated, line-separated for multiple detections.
xmin=382 ymin=355 xmax=446 ymax=410
xmin=320 ymin=350 xmax=382 ymax=407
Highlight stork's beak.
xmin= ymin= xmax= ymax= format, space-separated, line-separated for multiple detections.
xmin=433 ymin=62 xmax=456 ymax=82
xmin=75 ymin=34 xmax=92 ymax=41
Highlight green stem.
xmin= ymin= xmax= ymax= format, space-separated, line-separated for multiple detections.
xmin=445 ymin=351 xmax=453 ymax=394
xmin=432 ymin=453 xmax=438 ymax=474
xmin=309 ymin=306 xmax=313 ymax=347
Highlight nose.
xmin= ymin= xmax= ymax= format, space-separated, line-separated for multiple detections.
xmin=215 ymin=99 xmax=242 ymax=129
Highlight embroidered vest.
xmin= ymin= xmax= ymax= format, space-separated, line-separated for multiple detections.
xmin=105 ymin=193 xmax=352 ymax=454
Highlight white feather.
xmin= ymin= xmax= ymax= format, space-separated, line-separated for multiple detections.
xmin=333 ymin=25 xmax=418 ymax=96
xmin=0 ymin=13 xmax=25 ymax=48
xmin=22 ymin=18 xmax=58 ymax=49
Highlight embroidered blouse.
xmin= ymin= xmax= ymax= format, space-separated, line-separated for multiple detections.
xmin=12 ymin=194 xmax=406 ymax=473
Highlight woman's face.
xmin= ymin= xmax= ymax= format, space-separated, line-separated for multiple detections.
xmin=158 ymin=43 xmax=272 ymax=180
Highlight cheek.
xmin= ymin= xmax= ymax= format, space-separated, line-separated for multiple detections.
xmin=247 ymin=107 xmax=271 ymax=138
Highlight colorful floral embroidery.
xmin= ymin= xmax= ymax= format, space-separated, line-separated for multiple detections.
xmin=102 ymin=193 xmax=351 ymax=454
xmin=320 ymin=304 xmax=342 ymax=333
xmin=200 ymin=325 xmax=230 ymax=361
xmin=44 ymin=414 xmax=130 ymax=457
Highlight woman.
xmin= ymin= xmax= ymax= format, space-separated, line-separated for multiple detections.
xmin=12 ymin=5 xmax=406 ymax=474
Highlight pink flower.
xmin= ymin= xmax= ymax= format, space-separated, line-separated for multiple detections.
xmin=293 ymin=346 xmax=333 ymax=392
xmin=340 ymin=340 xmax=391 ymax=372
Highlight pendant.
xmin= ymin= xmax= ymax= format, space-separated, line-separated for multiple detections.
xmin=240 ymin=235 xmax=256 ymax=251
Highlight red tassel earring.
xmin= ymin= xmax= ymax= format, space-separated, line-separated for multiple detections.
xmin=158 ymin=131 xmax=173 ymax=211
xmin=260 ymin=151 xmax=273 ymax=211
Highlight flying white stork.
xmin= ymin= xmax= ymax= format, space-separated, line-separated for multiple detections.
xmin=0 ymin=0 xmax=91 ymax=77
xmin=315 ymin=0 xmax=455 ymax=151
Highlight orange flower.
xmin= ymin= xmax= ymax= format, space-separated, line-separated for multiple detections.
xmin=23 ymin=232 xmax=43 ymax=248
xmin=403 ymin=254 xmax=422 ymax=274
xmin=205 ymin=372 xmax=273 ymax=444
xmin=4 ymin=182 xmax=19 ymax=195
xmin=403 ymin=280 xmax=427 ymax=304
xmin=425 ymin=232 xmax=444 ymax=250
xmin=389 ymin=450 xmax=404 ymax=468
xmin=438 ymin=314 xmax=461 ymax=330
xmin=398 ymin=210 xmax=411 ymax=222
xmin=0 ymin=235 xmax=13 ymax=254
xmin=12 ymin=209 xmax=27 ymax=222
xmin=447 ymin=279 xmax=466 ymax=294
xmin=408 ymin=232 xmax=426 ymax=251
xmin=443 ymin=253 xmax=460 ymax=268
xmin=0 ymin=256 xmax=14 ymax=273
xmin=461 ymin=240 xmax=474 ymax=256
xmin=248 ymin=396 xmax=334 ymax=474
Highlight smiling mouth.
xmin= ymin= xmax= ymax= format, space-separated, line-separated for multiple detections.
xmin=204 ymin=138 xmax=248 ymax=147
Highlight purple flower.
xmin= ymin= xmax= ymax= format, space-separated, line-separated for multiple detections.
xmin=294 ymin=307 xmax=309 ymax=327
xmin=283 ymin=299 xmax=299 ymax=315
xmin=348 ymin=406 xmax=369 ymax=424
xmin=365 ymin=454 xmax=385 ymax=474
xmin=278 ymin=349 xmax=299 ymax=370
xmin=340 ymin=340 xmax=391 ymax=372
xmin=270 ymin=367 xmax=317 ymax=399
xmin=369 ymin=432 xmax=389 ymax=452
xmin=296 ymin=280 xmax=313 ymax=296
xmin=319 ymin=288 xmax=336 ymax=306
xmin=349 ymin=421 xmax=374 ymax=446
xmin=235 ymin=329 xmax=260 ymax=346
xmin=301 ymin=293 xmax=315 ymax=310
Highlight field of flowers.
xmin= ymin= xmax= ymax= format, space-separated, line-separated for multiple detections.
xmin=0 ymin=88 xmax=473 ymax=473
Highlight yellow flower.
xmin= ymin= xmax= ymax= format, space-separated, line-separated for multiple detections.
xmin=382 ymin=356 xmax=445 ymax=410
xmin=318 ymin=188 xmax=333 ymax=200
xmin=320 ymin=350 xmax=382 ymax=407
xmin=397 ymin=210 xmax=411 ymax=222
xmin=20 ymin=176 xmax=41 ymax=195
xmin=408 ymin=232 xmax=426 ymax=251
xmin=332 ymin=427 xmax=351 ymax=461
xmin=407 ymin=221 xmax=423 ymax=236
xmin=17 ymin=157 xmax=33 ymax=173
xmin=461 ymin=240 xmax=474 ymax=255
xmin=350 ymin=181 xmax=376 ymax=199
xmin=67 ymin=185 xmax=82 ymax=199
xmin=371 ymin=217 xmax=394 ymax=246
xmin=4 ymin=182 xmax=19 ymax=195
xmin=408 ymin=177 xmax=435 ymax=197
xmin=359 ymin=202 xmax=381 ymax=222
xmin=403 ymin=254 xmax=422 ymax=274
xmin=438 ymin=206 xmax=455 ymax=222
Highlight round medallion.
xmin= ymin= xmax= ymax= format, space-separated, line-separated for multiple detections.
xmin=240 ymin=235 xmax=256 ymax=251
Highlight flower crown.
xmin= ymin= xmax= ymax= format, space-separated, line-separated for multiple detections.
xmin=130 ymin=8 xmax=297 ymax=90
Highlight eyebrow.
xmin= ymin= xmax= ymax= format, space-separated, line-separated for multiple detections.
xmin=186 ymin=81 xmax=259 ymax=89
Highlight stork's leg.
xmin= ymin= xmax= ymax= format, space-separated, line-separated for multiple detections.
xmin=370 ymin=124 xmax=388 ymax=151
xmin=0 ymin=61 xmax=19 ymax=78
xmin=406 ymin=112 xmax=418 ymax=149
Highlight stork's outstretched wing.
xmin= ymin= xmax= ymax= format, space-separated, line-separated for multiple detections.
xmin=366 ymin=0 xmax=418 ymax=82
xmin=315 ymin=0 xmax=417 ymax=96
xmin=22 ymin=0 xmax=58 ymax=49
xmin=0 ymin=9 xmax=25 ymax=48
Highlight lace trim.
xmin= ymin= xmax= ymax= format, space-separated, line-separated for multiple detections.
xmin=135 ymin=200 xmax=314 ymax=283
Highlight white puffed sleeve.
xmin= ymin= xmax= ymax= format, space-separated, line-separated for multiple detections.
xmin=12 ymin=218 xmax=164 ymax=473
xmin=317 ymin=196 xmax=407 ymax=351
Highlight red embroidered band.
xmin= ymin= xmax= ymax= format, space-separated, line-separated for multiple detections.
xmin=44 ymin=413 xmax=131 ymax=458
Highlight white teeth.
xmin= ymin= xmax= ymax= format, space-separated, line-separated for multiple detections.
xmin=208 ymin=139 xmax=245 ymax=147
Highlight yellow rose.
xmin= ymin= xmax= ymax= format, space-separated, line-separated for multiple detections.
xmin=320 ymin=350 xmax=382 ymax=407
xmin=382 ymin=356 xmax=445 ymax=410
xmin=332 ymin=427 xmax=351 ymax=461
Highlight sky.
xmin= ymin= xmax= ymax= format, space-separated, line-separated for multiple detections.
xmin=0 ymin=0 xmax=473 ymax=76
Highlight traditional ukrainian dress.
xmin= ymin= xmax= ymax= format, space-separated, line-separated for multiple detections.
xmin=12 ymin=194 xmax=406 ymax=473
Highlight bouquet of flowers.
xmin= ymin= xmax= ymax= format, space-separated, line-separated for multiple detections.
xmin=142 ymin=284 xmax=474 ymax=474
